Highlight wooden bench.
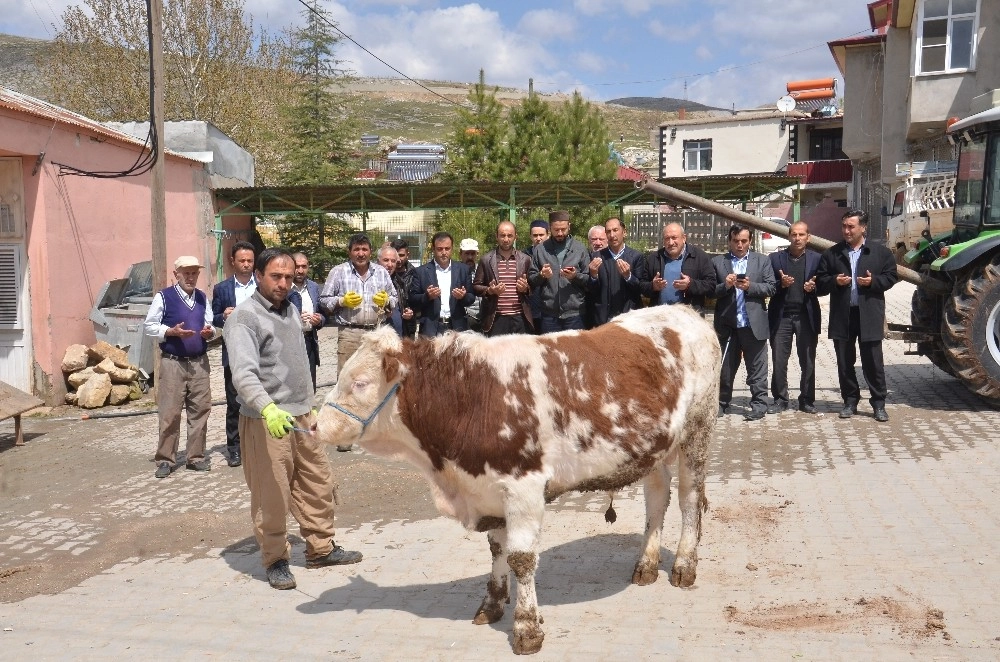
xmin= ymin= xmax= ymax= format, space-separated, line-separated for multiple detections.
xmin=0 ymin=380 xmax=44 ymax=446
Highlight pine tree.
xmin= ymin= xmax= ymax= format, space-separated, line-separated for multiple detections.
xmin=276 ymin=0 xmax=357 ymax=278
xmin=442 ymin=70 xmax=505 ymax=182
xmin=550 ymin=92 xmax=617 ymax=181
xmin=504 ymin=92 xmax=559 ymax=182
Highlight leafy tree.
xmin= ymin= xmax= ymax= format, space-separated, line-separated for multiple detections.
xmin=44 ymin=0 xmax=293 ymax=183
xmin=276 ymin=0 xmax=358 ymax=279
xmin=550 ymin=92 xmax=618 ymax=181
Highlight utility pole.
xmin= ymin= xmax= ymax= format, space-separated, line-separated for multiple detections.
xmin=149 ymin=0 xmax=167 ymax=398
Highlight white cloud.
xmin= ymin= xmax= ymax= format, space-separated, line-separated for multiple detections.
xmin=573 ymin=0 xmax=612 ymax=17
xmin=694 ymin=45 xmax=712 ymax=61
xmin=574 ymin=51 xmax=607 ymax=74
xmin=517 ymin=9 xmax=577 ymax=41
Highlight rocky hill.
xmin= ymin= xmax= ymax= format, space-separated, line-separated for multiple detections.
xmin=0 ymin=33 xmax=711 ymax=161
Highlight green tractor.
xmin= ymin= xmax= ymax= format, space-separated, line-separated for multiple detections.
xmin=904 ymin=103 xmax=1000 ymax=403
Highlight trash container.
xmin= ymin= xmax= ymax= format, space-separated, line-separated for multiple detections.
xmin=89 ymin=261 xmax=155 ymax=377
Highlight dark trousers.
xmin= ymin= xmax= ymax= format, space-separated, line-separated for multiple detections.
xmin=304 ymin=331 xmax=319 ymax=390
xmin=488 ymin=313 xmax=527 ymax=337
xmin=718 ymin=325 xmax=769 ymax=414
xmin=540 ymin=315 xmax=584 ymax=334
xmin=770 ymin=312 xmax=817 ymax=406
xmin=223 ymin=365 xmax=240 ymax=454
xmin=833 ymin=307 xmax=887 ymax=408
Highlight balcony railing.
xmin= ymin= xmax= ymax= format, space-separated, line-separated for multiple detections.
xmin=787 ymin=159 xmax=853 ymax=184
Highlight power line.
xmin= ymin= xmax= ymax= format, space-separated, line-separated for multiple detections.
xmin=26 ymin=0 xmax=52 ymax=37
xmin=293 ymin=0 xmax=464 ymax=108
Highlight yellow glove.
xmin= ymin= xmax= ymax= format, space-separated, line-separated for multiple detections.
xmin=373 ymin=290 xmax=389 ymax=308
xmin=261 ymin=403 xmax=293 ymax=439
xmin=341 ymin=291 xmax=362 ymax=309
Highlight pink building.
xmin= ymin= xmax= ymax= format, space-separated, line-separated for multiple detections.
xmin=0 ymin=87 xmax=249 ymax=403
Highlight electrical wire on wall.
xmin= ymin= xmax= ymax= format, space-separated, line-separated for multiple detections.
xmin=52 ymin=0 xmax=159 ymax=179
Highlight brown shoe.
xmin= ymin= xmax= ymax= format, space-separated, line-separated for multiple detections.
xmin=186 ymin=459 xmax=211 ymax=472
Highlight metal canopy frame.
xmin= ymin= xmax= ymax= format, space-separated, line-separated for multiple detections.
xmin=213 ymin=174 xmax=801 ymax=218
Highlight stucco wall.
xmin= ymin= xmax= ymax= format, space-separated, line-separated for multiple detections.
xmin=841 ymin=43 xmax=883 ymax=161
xmin=0 ymin=108 xmax=216 ymax=402
xmin=661 ymin=119 xmax=789 ymax=177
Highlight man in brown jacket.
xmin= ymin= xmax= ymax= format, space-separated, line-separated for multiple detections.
xmin=473 ymin=220 xmax=534 ymax=336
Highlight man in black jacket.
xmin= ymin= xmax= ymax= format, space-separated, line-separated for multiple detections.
xmin=767 ymin=222 xmax=821 ymax=415
xmin=817 ymin=210 xmax=898 ymax=422
xmin=586 ymin=217 xmax=645 ymax=326
xmin=640 ymin=222 xmax=715 ymax=311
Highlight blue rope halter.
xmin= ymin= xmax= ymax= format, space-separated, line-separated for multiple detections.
xmin=324 ymin=384 xmax=400 ymax=433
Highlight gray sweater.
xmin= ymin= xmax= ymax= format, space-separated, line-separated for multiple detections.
xmin=223 ymin=290 xmax=313 ymax=417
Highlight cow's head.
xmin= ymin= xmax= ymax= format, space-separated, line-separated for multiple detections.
xmin=316 ymin=326 xmax=406 ymax=446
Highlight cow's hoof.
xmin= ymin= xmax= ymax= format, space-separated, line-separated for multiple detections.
xmin=669 ymin=559 xmax=697 ymax=588
xmin=631 ymin=559 xmax=659 ymax=586
xmin=512 ymin=625 xmax=545 ymax=655
xmin=473 ymin=600 xmax=505 ymax=625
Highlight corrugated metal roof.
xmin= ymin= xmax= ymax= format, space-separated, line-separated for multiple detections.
xmin=0 ymin=86 xmax=200 ymax=163
xmin=214 ymin=175 xmax=801 ymax=217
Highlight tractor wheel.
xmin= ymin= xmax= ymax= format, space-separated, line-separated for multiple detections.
xmin=911 ymin=287 xmax=955 ymax=376
xmin=941 ymin=255 xmax=1000 ymax=404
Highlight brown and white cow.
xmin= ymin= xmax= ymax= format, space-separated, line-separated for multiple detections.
xmin=316 ymin=303 xmax=720 ymax=655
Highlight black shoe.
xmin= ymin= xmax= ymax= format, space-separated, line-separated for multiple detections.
xmin=266 ymin=559 xmax=297 ymax=590
xmin=874 ymin=408 xmax=889 ymax=422
xmin=717 ymin=405 xmax=729 ymax=418
xmin=336 ymin=444 xmax=353 ymax=452
xmin=744 ymin=410 xmax=766 ymax=421
xmin=306 ymin=545 xmax=364 ymax=568
xmin=839 ymin=404 xmax=858 ymax=419
xmin=186 ymin=459 xmax=211 ymax=472
xmin=799 ymin=403 xmax=817 ymax=414
xmin=767 ymin=401 xmax=789 ymax=415
xmin=154 ymin=462 xmax=172 ymax=479
xmin=227 ymin=450 xmax=242 ymax=467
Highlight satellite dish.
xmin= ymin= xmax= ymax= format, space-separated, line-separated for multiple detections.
xmin=776 ymin=95 xmax=796 ymax=112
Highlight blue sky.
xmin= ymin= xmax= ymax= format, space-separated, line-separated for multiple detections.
xmin=4 ymin=0 xmax=877 ymax=108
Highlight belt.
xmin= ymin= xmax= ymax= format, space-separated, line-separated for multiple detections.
xmin=162 ymin=352 xmax=205 ymax=362
xmin=342 ymin=323 xmax=380 ymax=330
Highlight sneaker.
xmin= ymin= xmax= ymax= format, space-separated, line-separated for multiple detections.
xmin=227 ymin=449 xmax=242 ymax=467
xmin=874 ymin=407 xmax=889 ymax=422
xmin=306 ymin=545 xmax=363 ymax=568
xmin=154 ymin=462 xmax=172 ymax=479
xmin=266 ymin=559 xmax=297 ymax=590
xmin=186 ymin=459 xmax=211 ymax=472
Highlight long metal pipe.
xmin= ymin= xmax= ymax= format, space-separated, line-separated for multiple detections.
xmin=636 ymin=178 xmax=930 ymax=288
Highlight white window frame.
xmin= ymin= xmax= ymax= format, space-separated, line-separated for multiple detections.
xmin=915 ymin=0 xmax=980 ymax=75
xmin=682 ymin=139 xmax=712 ymax=172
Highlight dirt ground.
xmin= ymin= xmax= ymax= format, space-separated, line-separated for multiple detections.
xmin=0 ymin=410 xmax=440 ymax=603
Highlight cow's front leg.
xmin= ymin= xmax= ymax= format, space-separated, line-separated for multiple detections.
xmin=473 ymin=527 xmax=509 ymax=625
xmin=633 ymin=462 xmax=671 ymax=585
xmin=505 ymin=488 xmax=545 ymax=655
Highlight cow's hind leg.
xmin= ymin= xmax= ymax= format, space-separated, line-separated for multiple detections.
xmin=505 ymin=490 xmax=545 ymax=655
xmin=633 ymin=462 xmax=671 ymax=585
xmin=473 ymin=527 xmax=509 ymax=625
xmin=671 ymin=414 xmax=711 ymax=587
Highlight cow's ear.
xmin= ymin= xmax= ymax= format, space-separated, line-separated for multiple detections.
xmin=382 ymin=352 xmax=402 ymax=383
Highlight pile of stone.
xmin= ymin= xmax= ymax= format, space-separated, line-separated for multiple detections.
xmin=61 ymin=341 xmax=143 ymax=409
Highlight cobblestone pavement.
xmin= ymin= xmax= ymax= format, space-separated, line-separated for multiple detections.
xmin=2 ymin=282 xmax=999 ymax=660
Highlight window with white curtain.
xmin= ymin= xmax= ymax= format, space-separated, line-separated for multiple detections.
xmin=918 ymin=0 xmax=979 ymax=74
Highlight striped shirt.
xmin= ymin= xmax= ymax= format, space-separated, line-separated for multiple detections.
xmin=496 ymin=252 xmax=520 ymax=316
xmin=319 ymin=261 xmax=398 ymax=326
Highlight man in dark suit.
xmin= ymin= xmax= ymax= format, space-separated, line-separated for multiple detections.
xmin=712 ymin=225 xmax=776 ymax=421
xmin=473 ymin=221 xmax=534 ymax=336
xmin=817 ymin=209 xmax=898 ymax=422
xmin=586 ymin=217 xmax=645 ymax=327
xmin=211 ymin=240 xmax=256 ymax=467
xmin=640 ymin=222 xmax=715 ymax=311
xmin=768 ymin=222 xmax=822 ymax=415
xmin=288 ymin=252 xmax=326 ymax=390
xmin=409 ymin=231 xmax=476 ymax=336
